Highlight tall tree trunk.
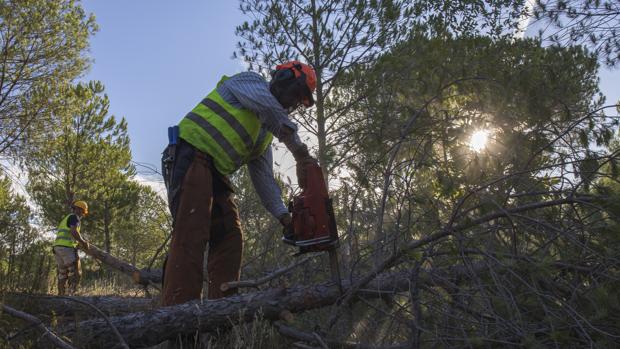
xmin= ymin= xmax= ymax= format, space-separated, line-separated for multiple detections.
xmin=43 ymin=255 xmax=53 ymax=293
xmin=31 ymin=254 xmax=45 ymax=293
xmin=310 ymin=0 xmax=329 ymax=184
xmin=7 ymin=236 xmax=16 ymax=289
xmin=104 ymin=202 xmax=111 ymax=253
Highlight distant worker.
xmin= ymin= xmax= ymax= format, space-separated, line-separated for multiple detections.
xmin=53 ymin=200 xmax=90 ymax=295
xmin=161 ymin=61 xmax=317 ymax=306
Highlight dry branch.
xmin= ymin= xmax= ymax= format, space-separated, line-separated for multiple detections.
xmin=56 ymin=297 xmax=129 ymax=349
xmin=326 ymin=195 xmax=597 ymax=328
xmin=1 ymin=304 xmax=76 ymax=349
xmin=221 ymin=253 xmax=317 ymax=292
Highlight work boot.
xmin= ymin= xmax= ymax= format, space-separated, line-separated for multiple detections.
xmin=57 ymin=279 xmax=66 ymax=296
xmin=68 ymin=276 xmax=79 ymax=295
xmin=68 ymin=284 xmax=78 ymax=295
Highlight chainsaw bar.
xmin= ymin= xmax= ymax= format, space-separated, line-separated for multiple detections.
xmin=288 ymin=162 xmax=343 ymax=293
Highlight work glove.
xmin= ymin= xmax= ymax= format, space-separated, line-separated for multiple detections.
xmin=279 ymin=213 xmax=296 ymax=246
xmin=292 ymin=145 xmax=318 ymax=189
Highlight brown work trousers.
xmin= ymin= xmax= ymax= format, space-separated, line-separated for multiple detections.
xmin=162 ymin=148 xmax=242 ymax=306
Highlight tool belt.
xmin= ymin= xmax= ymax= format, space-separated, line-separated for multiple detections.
xmin=161 ymin=126 xmax=179 ymax=191
xmin=162 ymin=127 xmax=237 ymax=219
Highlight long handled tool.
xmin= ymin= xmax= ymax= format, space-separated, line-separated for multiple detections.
xmin=288 ymin=163 xmax=342 ymax=292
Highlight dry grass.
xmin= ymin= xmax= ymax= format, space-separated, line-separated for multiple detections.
xmin=145 ymin=313 xmax=287 ymax=349
xmin=78 ymin=276 xmax=148 ymax=298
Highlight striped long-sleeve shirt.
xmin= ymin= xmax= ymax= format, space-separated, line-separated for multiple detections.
xmin=216 ymin=71 xmax=304 ymax=219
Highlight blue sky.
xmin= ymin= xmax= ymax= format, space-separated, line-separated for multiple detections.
xmin=81 ymin=1 xmax=619 ymax=177
xmin=80 ymin=0 xmax=247 ymax=176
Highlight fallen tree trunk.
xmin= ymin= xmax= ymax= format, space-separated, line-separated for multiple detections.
xmin=59 ymin=271 xmax=413 ymax=348
xmin=83 ymin=244 xmax=162 ymax=286
xmin=2 ymin=293 xmax=157 ymax=317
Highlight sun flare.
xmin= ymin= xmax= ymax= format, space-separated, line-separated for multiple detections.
xmin=470 ymin=130 xmax=490 ymax=152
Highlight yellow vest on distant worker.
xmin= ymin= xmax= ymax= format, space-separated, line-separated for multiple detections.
xmin=179 ymin=75 xmax=273 ymax=175
xmin=54 ymin=214 xmax=79 ymax=248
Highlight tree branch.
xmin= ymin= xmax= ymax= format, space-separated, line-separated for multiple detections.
xmin=1 ymin=304 xmax=77 ymax=349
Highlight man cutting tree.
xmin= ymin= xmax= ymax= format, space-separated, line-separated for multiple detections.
xmin=161 ymin=61 xmax=318 ymax=306
xmin=53 ymin=200 xmax=90 ymax=295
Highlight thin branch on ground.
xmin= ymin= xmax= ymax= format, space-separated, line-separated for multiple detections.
xmin=57 ymin=296 xmax=129 ymax=349
xmin=221 ymin=253 xmax=320 ymax=292
xmin=1 ymin=304 xmax=77 ymax=349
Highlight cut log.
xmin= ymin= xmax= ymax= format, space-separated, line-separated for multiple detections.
xmin=82 ymin=244 xmax=162 ymax=285
xmin=59 ymin=271 xmax=413 ymax=348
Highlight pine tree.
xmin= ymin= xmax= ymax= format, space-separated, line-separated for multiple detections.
xmin=0 ymin=0 xmax=96 ymax=159
xmin=26 ymin=81 xmax=134 ymax=252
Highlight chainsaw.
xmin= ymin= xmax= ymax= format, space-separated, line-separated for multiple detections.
xmin=287 ymin=162 xmax=342 ymax=291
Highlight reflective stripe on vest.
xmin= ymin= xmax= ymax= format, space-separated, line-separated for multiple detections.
xmin=54 ymin=214 xmax=79 ymax=248
xmin=179 ymin=75 xmax=273 ymax=175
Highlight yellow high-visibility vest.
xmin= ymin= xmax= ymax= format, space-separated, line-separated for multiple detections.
xmin=54 ymin=214 xmax=79 ymax=248
xmin=179 ymin=75 xmax=273 ymax=175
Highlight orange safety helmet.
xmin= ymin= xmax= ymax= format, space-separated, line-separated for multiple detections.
xmin=270 ymin=61 xmax=317 ymax=109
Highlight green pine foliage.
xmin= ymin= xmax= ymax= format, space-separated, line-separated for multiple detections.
xmin=533 ymin=0 xmax=620 ymax=67
xmin=24 ymin=81 xmax=170 ymax=285
xmin=0 ymin=174 xmax=51 ymax=293
xmin=0 ymin=0 xmax=96 ymax=160
xmin=325 ymin=34 xmax=620 ymax=346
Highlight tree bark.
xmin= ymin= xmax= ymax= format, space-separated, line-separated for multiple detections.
xmin=2 ymin=293 xmax=157 ymax=317
xmin=59 ymin=271 xmax=414 ymax=348
xmin=309 ymin=0 xmax=329 ymax=184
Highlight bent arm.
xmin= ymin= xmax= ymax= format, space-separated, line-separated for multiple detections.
xmin=219 ymin=72 xmax=307 ymax=155
xmin=247 ymin=147 xmax=289 ymax=220
xmin=69 ymin=226 xmax=88 ymax=247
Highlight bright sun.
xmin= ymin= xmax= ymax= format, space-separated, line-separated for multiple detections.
xmin=470 ymin=130 xmax=490 ymax=152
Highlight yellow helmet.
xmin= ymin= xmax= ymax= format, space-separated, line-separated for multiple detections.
xmin=72 ymin=200 xmax=88 ymax=215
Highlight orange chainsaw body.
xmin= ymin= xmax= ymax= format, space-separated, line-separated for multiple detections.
xmin=289 ymin=163 xmax=339 ymax=253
